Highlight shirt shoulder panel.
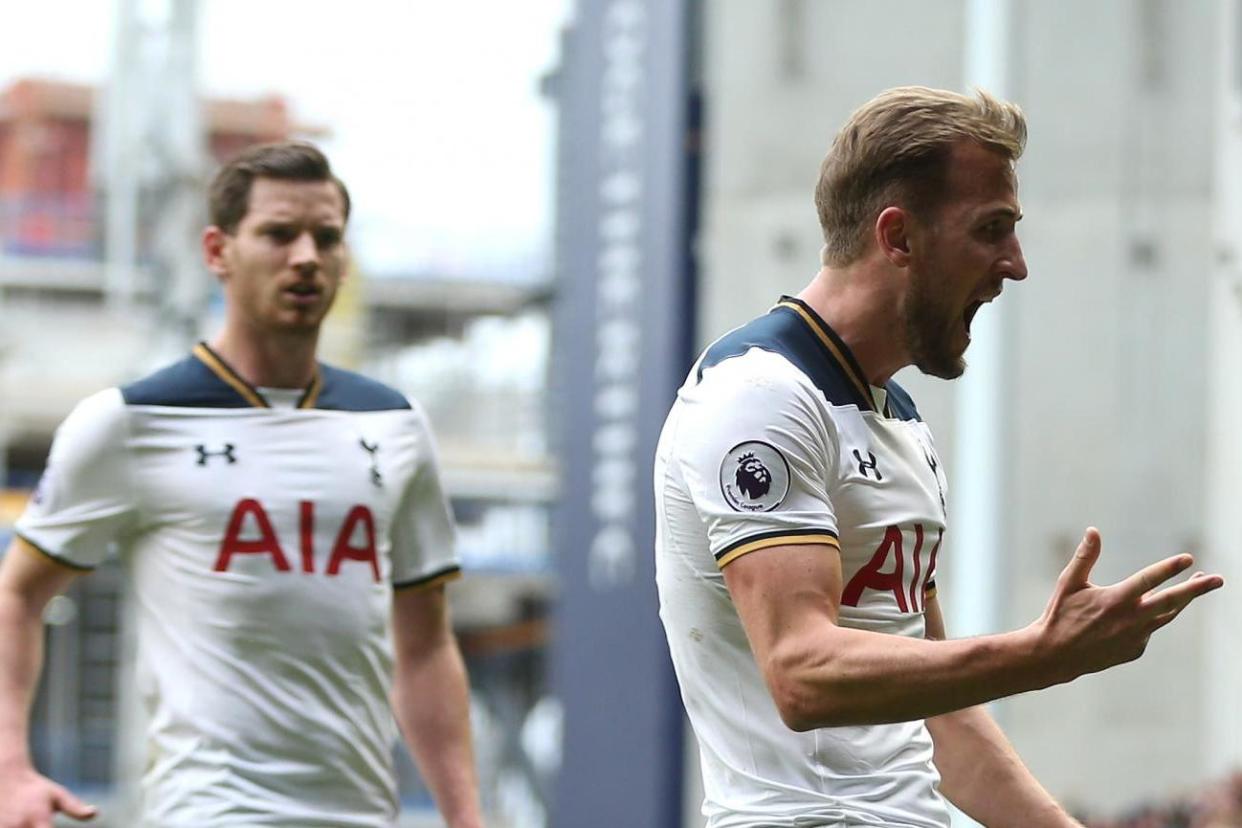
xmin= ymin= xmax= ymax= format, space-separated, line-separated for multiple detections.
xmin=696 ymin=305 xmax=872 ymax=410
xmin=314 ymin=364 xmax=412 ymax=412
xmin=38 ymin=387 xmax=130 ymax=466
xmin=120 ymin=354 xmax=254 ymax=408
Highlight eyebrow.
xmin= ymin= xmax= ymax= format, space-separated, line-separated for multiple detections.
xmin=982 ymin=207 xmax=1023 ymax=222
xmin=254 ymin=217 xmax=344 ymax=230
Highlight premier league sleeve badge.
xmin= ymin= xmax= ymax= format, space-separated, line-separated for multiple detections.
xmin=719 ymin=440 xmax=791 ymax=512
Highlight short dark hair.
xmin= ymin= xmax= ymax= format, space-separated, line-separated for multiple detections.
xmin=208 ymin=141 xmax=351 ymax=234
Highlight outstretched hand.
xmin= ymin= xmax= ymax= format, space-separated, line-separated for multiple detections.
xmin=1034 ymin=528 xmax=1225 ymax=684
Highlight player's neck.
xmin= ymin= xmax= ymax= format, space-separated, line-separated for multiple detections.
xmin=209 ymin=325 xmax=320 ymax=389
xmin=798 ymin=263 xmax=910 ymax=386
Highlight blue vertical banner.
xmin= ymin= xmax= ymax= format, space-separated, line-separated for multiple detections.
xmin=549 ymin=0 xmax=696 ymax=826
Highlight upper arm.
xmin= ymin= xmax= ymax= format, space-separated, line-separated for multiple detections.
xmin=0 ymin=536 xmax=85 ymax=613
xmin=392 ymin=583 xmax=452 ymax=662
xmin=674 ymin=357 xmax=846 ymax=727
xmin=721 ymin=540 xmax=850 ymax=731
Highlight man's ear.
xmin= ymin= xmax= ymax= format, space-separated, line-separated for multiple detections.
xmin=875 ymin=206 xmax=912 ymax=267
xmin=203 ymin=226 xmax=230 ymax=279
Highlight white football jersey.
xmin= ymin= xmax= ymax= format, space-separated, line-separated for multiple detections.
xmin=16 ymin=344 xmax=460 ymax=827
xmin=655 ymin=297 xmax=951 ymax=828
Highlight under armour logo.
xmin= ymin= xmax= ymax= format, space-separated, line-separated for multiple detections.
xmin=195 ymin=444 xmax=237 ymax=466
xmin=360 ymin=439 xmax=382 ymax=487
xmin=852 ymin=449 xmax=882 ymax=480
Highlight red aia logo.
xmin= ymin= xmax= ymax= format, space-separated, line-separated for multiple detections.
xmin=212 ymin=498 xmax=379 ymax=582
xmin=841 ymin=524 xmax=941 ymax=613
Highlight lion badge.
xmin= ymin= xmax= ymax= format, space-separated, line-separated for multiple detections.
xmin=719 ymin=441 xmax=790 ymax=512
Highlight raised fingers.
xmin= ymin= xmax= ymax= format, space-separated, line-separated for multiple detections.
xmin=1119 ymin=553 xmax=1196 ymax=600
xmin=1140 ymin=571 xmax=1225 ymax=622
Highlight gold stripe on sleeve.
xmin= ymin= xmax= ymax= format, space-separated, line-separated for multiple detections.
xmin=717 ymin=533 xmax=840 ymax=569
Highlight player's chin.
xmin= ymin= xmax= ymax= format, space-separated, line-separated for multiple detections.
xmin=269 ymin=308 xmax=329 ymax=332
xmin=921 ymin=358 xmax=966 ymax=381
xmin=915 ymin=339 xmax=967 ymax=380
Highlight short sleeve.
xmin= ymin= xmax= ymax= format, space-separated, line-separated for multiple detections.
xmin=15 ymin=388 xmax=138 ymax=570
xmin=389 ymin=406 xmax=460 ymax=589
xmin=673 ymin=352 xmax=841 ymax=568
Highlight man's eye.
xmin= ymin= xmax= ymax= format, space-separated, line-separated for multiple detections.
xmin=315 ymin=231 xmax=343 ymax=248
xmin=266 ymin=227 xmax=296 ymax=243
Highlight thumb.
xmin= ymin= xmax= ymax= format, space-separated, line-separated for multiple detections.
xmin=1058 ymin=527 xmax=1101 ymax=589
xmin=52 ymin=786 xmax=97 ymax=821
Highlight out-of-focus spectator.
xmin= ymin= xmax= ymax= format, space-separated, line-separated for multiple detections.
xmin=1079 ymin=772 xmax=1242 ymax=828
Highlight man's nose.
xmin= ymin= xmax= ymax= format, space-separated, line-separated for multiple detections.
xmin=1003 ymin=239 xmax=1028 ymax=281
xmin=289 ymin=231 xmax=320 ymax=271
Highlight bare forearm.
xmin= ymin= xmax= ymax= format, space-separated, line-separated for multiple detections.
xmin=773 ymin=624 xmax=1058 ymax=729
xmin=927 ymin=706 xmax=1078 ymax=828
xmin=392 ymin=639 xmax=482 ymax=828
xmin=0 ymin=591 xmax=47 ymax=769
xmin=739 ymin=531 xmax=1225 ymax=732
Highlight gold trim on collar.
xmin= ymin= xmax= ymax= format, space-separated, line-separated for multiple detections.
xmin=193 ymin=343 xmax=268 ymax=408
xmin=775 ymin=300 xmax=875 ymax=411
xmin=298 ymin=372 xmax=323 ymax=410
xmin=193 ymin=342 xmax=322 ymax=410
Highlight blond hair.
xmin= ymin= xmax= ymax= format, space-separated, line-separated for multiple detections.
xmin=815 ymin=86 xmax=1026 ymax=267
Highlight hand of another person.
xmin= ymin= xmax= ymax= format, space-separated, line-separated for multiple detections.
xmin=1031 ymin=528 xmax=1224 ymax=684
xmin=0 ymin=765 xmax=97 ymax=828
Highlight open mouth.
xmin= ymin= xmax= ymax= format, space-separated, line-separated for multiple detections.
xmin=285 ymin=283 xmax=322 ymax=302
xmin=963 ymin=300 xmax=983 ymax=334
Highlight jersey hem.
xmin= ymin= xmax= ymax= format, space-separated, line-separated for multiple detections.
xmin=12 ymin=532 xmax=96 ymax=572
xmin=715 ymin=529 xmax=839 ymax=568
xmin=393 ymin=564 xmax=462 ymax=591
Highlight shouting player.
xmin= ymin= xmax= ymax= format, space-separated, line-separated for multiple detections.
xmin=654 ymin=87 xmax=1225 ymax=828
xmin=0 ymin=143 xmax=483 ymax=827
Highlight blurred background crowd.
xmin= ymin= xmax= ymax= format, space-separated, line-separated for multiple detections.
xmin=1080 ymin=772 xmax=1242 ymax=827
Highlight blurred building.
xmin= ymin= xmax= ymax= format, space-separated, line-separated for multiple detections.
xmin=0 ymin=77 xmax=299 ymax=258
